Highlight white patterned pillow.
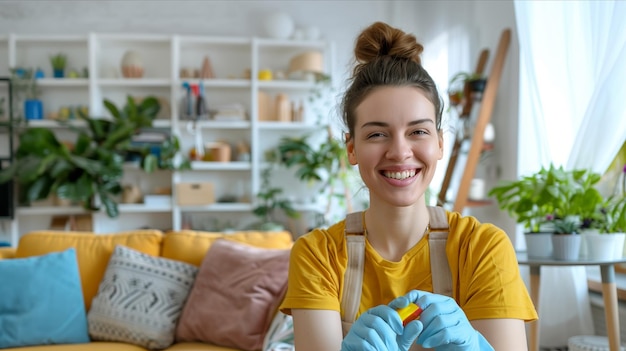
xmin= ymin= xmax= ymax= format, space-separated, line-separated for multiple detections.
xmin=88 ymin=245 xmax=198 ymax=349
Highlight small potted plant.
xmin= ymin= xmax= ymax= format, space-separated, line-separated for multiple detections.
xmin=543 ymin=166 xmax=607 ymax=260
xmin=10 ymin=67 xmax=42 ymax=120
xmin=49 ymin=53 xmax=67 ymax=78
xmin=488 ymin=165 xmax=559 ymax=258
xmin=250 ymin=167 xmax=300 ymax=231
xmin=447 ymin=71 xmax=488 ymax=109
xmin=551 ymin=215 xmax=582 ymax=260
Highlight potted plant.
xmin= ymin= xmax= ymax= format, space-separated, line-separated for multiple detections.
xmin=0 ymin=95 xmax=189 ymax=218
xmin=545 ymin=166 xmax=610 ymax=260
xmin=488 ymin=165 xmax=558 ymax=257
xmin=250 ymin=167 xmax=300 ymax=231
xmin=49 ymin=53 xmax=67 ymax=78
xmin=10 ymin=67 xmax=42 ymax=120
xmin=271 ymin=126 xmax=355 ymax=227
xmin=447 ymin=71 xmax=487 ymax=109
xmin=551 ymin=215 xmax=583 ymax=260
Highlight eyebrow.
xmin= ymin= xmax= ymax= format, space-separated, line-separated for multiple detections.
xmin=360 ymin=118 xmax=434 ymax=129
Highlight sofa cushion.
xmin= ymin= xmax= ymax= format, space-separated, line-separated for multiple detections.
xmin=162 ymin=230 xmax=293 ymax=266
xmin=0 ymin=248 xmax=90 ymax=348
xmin=15 ymin=230 xmax=163 ymax=310
xmin=0 ymin=246 xmax=15 ymax=259
xmin=175 ymin=239 xmax=290 ymax=351
xmin=88 ymin=245 xmax=198 ymax=350
xmin=166 ymin=342 xmax=242 ymax=350
xmin=0 ymin=341 xmax=151 ymax=350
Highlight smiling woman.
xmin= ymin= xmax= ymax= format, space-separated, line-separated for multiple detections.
xmin=279 ymin=21 xmax=536 ymax=351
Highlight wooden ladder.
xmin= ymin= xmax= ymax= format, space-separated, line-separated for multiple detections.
xmin=438 ymin=28 xmax=512 ymax=213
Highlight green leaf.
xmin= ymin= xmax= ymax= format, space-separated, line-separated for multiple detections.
xmin=103 ymin=99 xmax=121 ymax=120
xmin=142 ymin=154 xmax=158 ymax=173
xmin=99 ymin=191 xmax=119 ymax=218
xmin=25 ymin=176 xmax=54 ymax=202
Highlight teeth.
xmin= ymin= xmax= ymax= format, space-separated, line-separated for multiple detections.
xmin=384 ymin=170 xmax=416 ymax=180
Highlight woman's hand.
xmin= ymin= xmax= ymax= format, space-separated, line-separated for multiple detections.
xmin=389 ymin=291 xmax=494 ymax=351
xmin=341 ymin=304 xmax=422 ymax=351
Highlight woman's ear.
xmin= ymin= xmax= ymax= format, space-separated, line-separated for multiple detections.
xmin=346 ymin=133 xmax=358 ymax=165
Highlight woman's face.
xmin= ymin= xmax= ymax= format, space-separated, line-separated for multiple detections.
xmin=347 ymin=86 xmax=443 ymax=208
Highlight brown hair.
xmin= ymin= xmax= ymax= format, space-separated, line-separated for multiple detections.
xmin=341 ymin=22 xmax=443 ymax=141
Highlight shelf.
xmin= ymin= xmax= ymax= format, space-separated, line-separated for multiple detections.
xmin=258 ymin=80 xmax=316 ymax=90
xmin=179 ymin=36 xmax=250 ymax=45
xmin=118 ymin=204 xmax=172 ymax=213
xmin=3 ymin=31 xmax=335 ymax=240
xmin=98 ymin=79 xmax=171 ymax=87
xmin=258 ymin=122 xmax=324 ymax=131
xmin=37 ymin=78 xmax=89 ymax=87
xmin=179 ymin=203 xmax=253 ymax=212
xmin=17 ymin=206 xmax=88 ymax=216
xmin=25 ymin=120 xmax=86 ymax=128
xmin=179 ymin=78 xmax=251 ymax=89
xmin=190 ymin=161 xmax=251 ymax=171
xmin=465 ymin=199 xmax=494 ymax=207
xmin=13 ymin=34 xmax=88 ymax=43
xmin=192 ymin=120 xmax=251 ymax=129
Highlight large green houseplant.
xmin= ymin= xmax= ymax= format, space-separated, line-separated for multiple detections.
xmin=0 ymin=96 xmax=189 ymax=218
xmin=488 ymin=165 xmax=558 ymax=234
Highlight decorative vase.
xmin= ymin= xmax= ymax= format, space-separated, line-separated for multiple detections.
xmin=552 ymin=234 xmax=581 ymax=260
xmin=24 ymin=99 xmax=43 ymax=120
xmin=53 ymin=69 xmax=64 ymax=78
xmin=263 ymin=12 xmax=294 ymax=39
xmin=525 ymin=232 xmax=553 ymax=258
xmin=121 ymin=50 xmax=144 ymax=78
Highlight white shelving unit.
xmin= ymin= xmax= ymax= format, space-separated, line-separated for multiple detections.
xmin=0 ymin=32 xmax=335 ymax=244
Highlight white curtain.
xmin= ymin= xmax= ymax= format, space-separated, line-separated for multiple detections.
xmin=515 ymin=0 xmax=626 ymax=347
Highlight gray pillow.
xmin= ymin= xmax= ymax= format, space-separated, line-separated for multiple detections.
xmin=88 ymin=245 xmax=197 ymax=349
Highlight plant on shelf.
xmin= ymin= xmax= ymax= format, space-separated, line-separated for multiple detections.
xmin=0 ymin=95 xmax=189 ymax=218
xmin=269 ymin=126 xmax=355 ymax=226
xmin=250 ymin=167 xmax=300 ymax=231
xmin=49 ymin=53 xmax=67 ymax=78
xmin=448 ymin=71 xmax=487 ymax=107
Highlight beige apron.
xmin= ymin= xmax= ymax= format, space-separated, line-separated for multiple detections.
xmin=340 ymin=206 xmax=452 ymax=351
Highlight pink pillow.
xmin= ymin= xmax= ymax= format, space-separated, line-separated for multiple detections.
xmin=175 ymin=239 xmax=290 ymax=351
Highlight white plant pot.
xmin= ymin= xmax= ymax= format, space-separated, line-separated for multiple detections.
xmin=552 ymin=234 xmax=581 ymax=261
xmin=614 ymin=232 xmax=626 ymax=259
xmin=525 ymin=232 xmax=553 ymax=258
xmin=586 ymin=233 xmax=616 ymax=260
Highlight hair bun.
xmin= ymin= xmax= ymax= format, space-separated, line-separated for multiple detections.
xmin=354 ymin=22 xmax=423 ymax=65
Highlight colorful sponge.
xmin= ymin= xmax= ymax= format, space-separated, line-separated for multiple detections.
xmin=396 ymin=303 xmax=423 ymax=326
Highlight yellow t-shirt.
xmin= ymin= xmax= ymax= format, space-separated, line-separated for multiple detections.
xmin=280 ymin=210 xmax=538 ymax=322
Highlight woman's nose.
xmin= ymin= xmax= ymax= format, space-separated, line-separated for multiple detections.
xmin=385 ymin=137 xmax=412 ymax=160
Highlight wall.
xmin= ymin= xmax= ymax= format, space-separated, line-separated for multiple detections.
xmin=0 ymin=0 xmax=520 ymax=243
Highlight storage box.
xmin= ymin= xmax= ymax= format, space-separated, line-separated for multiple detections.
xmin=176 ymin=183 xmax=215 ymax=206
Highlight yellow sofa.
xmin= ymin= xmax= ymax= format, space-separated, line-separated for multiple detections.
xmin=0 ymin=229 xmax=294 ymax=351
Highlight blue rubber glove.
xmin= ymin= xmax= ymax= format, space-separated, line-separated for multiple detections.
xmin=341 ymin=304 xmax=423 ymax=351
xmin=389 ymin=290 xmax=494 ymax=351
